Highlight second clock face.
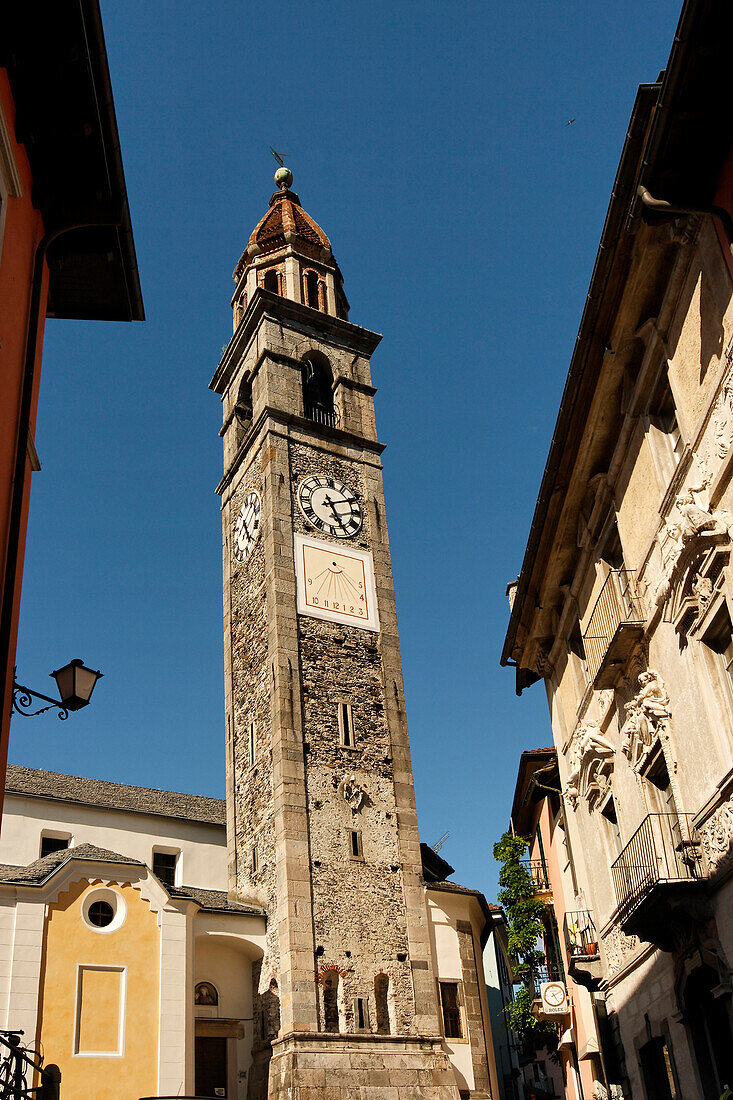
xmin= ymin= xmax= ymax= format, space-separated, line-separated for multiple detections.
xmin=233 ymin=491 xmax=261 ymax=562
xmin=297 ymin=475 xmax=363 ymax=538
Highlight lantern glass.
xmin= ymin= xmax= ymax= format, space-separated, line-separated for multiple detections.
xmin=51 ymin=659 xmax=102 ymax=711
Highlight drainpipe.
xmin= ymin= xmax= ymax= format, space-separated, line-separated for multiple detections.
xmin=637 ymin=185 xmax=733 ymax=245
xmin=0 ymin=215 xmax=122 ymax=761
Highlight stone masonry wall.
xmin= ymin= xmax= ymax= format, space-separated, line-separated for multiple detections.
xmin=290 ymin=440 xmax=416 ymax=1034
xmin=228 ymin=456 xmax=279 ymax=986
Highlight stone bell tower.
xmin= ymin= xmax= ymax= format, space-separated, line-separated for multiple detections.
xmin=210 ymin=166 xmax=459 ymax=1100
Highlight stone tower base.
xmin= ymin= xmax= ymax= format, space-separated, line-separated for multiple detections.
xmin=263 ymin=1031 xmax=464 ymax=1100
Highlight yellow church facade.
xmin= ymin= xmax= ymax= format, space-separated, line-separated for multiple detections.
xmin=0 ymin=765 xmax=495 ymax=1100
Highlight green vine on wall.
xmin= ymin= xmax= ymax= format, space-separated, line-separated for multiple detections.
xmin=493 ymin=831 xmax=559 ymax=1052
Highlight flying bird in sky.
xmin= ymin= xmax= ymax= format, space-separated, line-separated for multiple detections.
xmin=566 ymin=118 xmax=576 ymax=126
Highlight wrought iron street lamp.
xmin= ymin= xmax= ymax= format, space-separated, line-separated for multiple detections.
xmin=12 ymin=659 xmax=103 ymax=720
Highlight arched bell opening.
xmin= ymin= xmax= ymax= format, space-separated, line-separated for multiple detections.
xmin=263 ymin=268 xmax=281 ymax=295
xmin=301 ymin=352 xmax=336 ymax=428
xmin=234 ymin=375 xmax=253 ymax=450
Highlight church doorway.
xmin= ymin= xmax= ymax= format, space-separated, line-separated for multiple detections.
xmin=195 ymin=1035 xmax=228 ymax=1097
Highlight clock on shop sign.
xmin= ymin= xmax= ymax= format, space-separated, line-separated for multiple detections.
xmin=539 ymin=981 xmax=568 ymax=1016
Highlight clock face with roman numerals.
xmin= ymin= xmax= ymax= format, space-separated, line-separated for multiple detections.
xmin=233 ymin=491 xmax=261 ymax=562
xmin=297 ymin=475 xmax=362 ymax=538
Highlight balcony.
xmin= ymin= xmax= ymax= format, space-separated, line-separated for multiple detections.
xmin=583 ymin=569 xmax=645 ymax=688
xmin=564 ymin=910 xmax=602 ymax=990
xmin=521 ymin=860 xmax=552 ymax=899
xmin=611 ymin=813 xmax=707 ymax=950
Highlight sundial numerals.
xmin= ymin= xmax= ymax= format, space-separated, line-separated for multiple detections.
xmin=297 ymin=474 xmax=363 ymax=539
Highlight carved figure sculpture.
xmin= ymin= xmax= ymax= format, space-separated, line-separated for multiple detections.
xmin=675 ymin=490 xmax=717 ymax=540
xmin=692 ymin=574 xmax=714 ymax=610
xmin=338 ymin=775 xmax=366 ymax=813
xmin=564 ymin=721 xmax=616 ymax=810
xmin=622 ymin=669 xmax=671 ymax=769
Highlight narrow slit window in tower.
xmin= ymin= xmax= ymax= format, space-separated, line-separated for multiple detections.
xmin=338 ymin=702 xmax=354 ymax=747
xmin=349 ymin=829 xmax=363 ymax=860
xmin=323 ymin=972 xmax=339 ymax=1032
xmin=374 ymin=973 xmax=390 ymax=1034
xmin=355 ymin=996 xmax=368 ymax=1031
xmin=248 ymin=721 xmax=256 ymax=767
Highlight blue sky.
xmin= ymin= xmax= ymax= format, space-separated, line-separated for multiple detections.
xmin=12 ymin=0 xmax=681 ymax=901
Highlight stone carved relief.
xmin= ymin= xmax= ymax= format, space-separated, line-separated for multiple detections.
xmin=691 ymin=573 xmax=713 ymax=611
xmin=338 ymin=775 xmax=367 ymax=813
xmin=711 ymin=366 xmax=733 ymax=460
xmin=621 ymin=670 xmax=671 ymax=772
xmin=699 ymin=795 xmax=733 ymax=876
xmin=603 ymin=924 xmax=640 ymax=975
xmin=654 ymin=457 xmax=731 ymax=606
xmin=564 ymin=722 xmax=616 ymax=811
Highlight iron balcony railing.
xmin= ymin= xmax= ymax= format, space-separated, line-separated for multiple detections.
xmin=521 ymin=859 xmax=551 ymax=893
xmin=583 ymin=568 xmax=645 ymax=684
xmin=611 ymin=813 xmax=705 ymax=918
xmin=305 ymin=404 xmax=339 ymax=429
xmin=564 ymin=910 xmax=599 ymax=959
xmin=528 ymin=960 xmax=565 ymax=1002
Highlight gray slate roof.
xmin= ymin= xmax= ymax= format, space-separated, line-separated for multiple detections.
xmin=5 ymin=765 xmax=226 ymax=826
xmin=170 ymin=885 xmax=263 ymax=916
xmin=0 ymin=846 xmax=265 ymax=917
xmin=0 ymin=843 xmax=143 ymax=884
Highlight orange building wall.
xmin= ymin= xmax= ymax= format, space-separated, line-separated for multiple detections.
xmin=0 ymin=70 xmax=49 ymax=821
xmin=38 ymin=879 xmax=160 ymax=1100
xmin=530 ymin=800 xmax=598 ymax=1100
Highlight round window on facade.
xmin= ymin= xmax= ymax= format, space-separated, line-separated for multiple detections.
xmin=81 ymin=888 xmax=126 ymax=933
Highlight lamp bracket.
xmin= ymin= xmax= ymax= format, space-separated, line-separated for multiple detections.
xmin=12 ymin=680 xmax=68 ymax=720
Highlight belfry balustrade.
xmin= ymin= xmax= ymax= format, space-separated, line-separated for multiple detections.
xmin=582 ymin=569 xmax=646 ymax=687
xmin=304 ymin=403 xmax=339 ymax=429
xmin=610 ymin=813 xmax=706 ymax=949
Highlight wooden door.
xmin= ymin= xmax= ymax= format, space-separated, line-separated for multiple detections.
xmin=195 ymin=1035 xmax=227 ymax=1098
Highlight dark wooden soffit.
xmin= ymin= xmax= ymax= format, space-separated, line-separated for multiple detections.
xmin=3 ymin=0 xmax=144 ymax=321
xmin=510 ymin=748 xmax=558 ymax=838
xmin=500 ymin=83 xmax=656 ymax=688
xmin=502 ymin=0 xmax=733 ymax=692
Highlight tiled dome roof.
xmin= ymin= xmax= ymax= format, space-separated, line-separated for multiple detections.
xmin=247 ymin=188 xmax=330 ymax=256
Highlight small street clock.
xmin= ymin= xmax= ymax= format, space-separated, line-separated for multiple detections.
xmin=233 ymin=491 xmax=261 ymax=562
xmin=297 ymin=475 xmax=362 ymax=538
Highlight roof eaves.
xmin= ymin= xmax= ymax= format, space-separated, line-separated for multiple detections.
xmin=500 ymin=81 xmax=660 ymax=685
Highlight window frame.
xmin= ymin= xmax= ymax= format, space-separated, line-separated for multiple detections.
xmin=39 ymin=832 xmax=71 ymax=859
xmin=438 ymin=979 xmax=466 ymax=1042
xmin=152 ymin=847 xmax=180 ymax=888
xmin=338 ymin=701 xmax=356 ymax=749
xmin=348 ymin=829 xmax=364 ymax=861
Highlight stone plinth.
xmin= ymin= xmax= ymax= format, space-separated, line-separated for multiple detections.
xmin=265 ymin=1031 xmax=461 ymax=1100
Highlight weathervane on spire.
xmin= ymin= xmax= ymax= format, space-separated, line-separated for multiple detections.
xmin=270 ymin=147 xmax=293 ymax=190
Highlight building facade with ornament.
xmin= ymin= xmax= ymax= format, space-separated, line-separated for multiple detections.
xmin=502 ymin=1 xmax=733 ymax=1098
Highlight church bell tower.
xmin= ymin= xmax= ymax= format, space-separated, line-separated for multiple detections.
xmin=210 ymin=167 xmax=460 ymax=1100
